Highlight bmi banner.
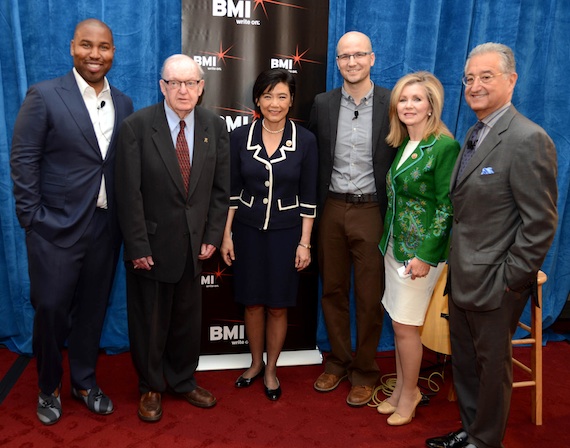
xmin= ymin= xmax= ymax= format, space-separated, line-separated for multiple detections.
xmin=181 ymin=0 xmax=329 ymax=355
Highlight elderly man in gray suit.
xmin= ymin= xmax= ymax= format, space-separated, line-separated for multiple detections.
xmin=426 ymin=43 xmax=557 ymax=448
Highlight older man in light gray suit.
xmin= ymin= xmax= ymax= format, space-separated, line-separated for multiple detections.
xmin=426 ymin=43 xmax=557 ymax=448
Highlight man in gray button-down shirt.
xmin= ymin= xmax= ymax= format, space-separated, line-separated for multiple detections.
xmin=308 ymin=31 xmax=396 ymax=407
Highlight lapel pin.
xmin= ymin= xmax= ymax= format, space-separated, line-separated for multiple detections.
xmin=411 ymin=153 xmax=418 ymax=159
xmin=204 ymin=138 xmax=208 ymax=143
xmin=286 ymin=140 xmax=292 ymax=147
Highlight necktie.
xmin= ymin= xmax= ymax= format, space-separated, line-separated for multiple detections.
xmin=457 ymin=121 xmax=485 ymax=179
xmin=176 ymin=120 xmax=191 ymax=193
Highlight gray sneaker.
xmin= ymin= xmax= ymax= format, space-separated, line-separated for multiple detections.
xmin=37 ymin=390 xmax=62 ymax=425
xmin=72 ymin=386 xmax=114 ymax=415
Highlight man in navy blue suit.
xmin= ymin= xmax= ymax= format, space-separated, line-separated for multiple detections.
xmin=10 ymin=18 xmax=133 ymax=425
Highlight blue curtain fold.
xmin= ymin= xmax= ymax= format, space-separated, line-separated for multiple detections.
xmin=1 ymin=0 xmax=568 ymax=355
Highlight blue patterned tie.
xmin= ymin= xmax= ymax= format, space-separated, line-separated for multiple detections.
xmin=457 ymin=121 xmax=485 ymax=179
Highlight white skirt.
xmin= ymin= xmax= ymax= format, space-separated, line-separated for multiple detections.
xmin=382 ymin=239 xmax=446 ymax=326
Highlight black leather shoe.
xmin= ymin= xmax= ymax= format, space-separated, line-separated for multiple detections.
xmin=264 ymin=378 xmax=281 ymax=401
xmin=426 ymin=429 xmax=468 ymax=448
xmin=235 ymin=363 xmax=265 ymax=388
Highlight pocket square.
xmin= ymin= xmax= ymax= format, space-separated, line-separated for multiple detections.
xmin=481 ymin=167 xmax=495 ymax=175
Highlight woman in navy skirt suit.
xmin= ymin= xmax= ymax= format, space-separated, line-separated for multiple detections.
xmin=220 ymin=69 xmax=317 ymax=400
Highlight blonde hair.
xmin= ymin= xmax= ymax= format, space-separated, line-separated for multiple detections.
xmin=385 ymin=71 xmax=453 ymax=147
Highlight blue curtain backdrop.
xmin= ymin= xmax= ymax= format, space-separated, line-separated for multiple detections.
xmin=1 ymin=0 xmax=568 ymax=355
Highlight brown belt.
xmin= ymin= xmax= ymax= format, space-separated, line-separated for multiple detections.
xmin=328 ymin=191 xmax=378 ymax=203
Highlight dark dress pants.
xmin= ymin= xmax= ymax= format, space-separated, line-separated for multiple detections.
xmin=318 ymin=197 xmax=384 ymax=387
xmin=449 ymin=288 xmax=529 ymax=448
xmin=127 ymin=250 xmax=202 ymax=395
xmin=26 ymin=208 xmax=119 ymax=394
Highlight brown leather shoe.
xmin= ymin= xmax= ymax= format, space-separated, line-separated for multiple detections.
xmin=314 ymin=372 xmax=348 ymax=392
xmin=346 ymin=385 xmax=374 ymax=407
xmin=138 ymin=392 xmax=162 ymax=422
xmin=181 ymin=386 xmax=217 ymax=408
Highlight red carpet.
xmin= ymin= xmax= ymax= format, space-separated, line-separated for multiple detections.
xmin=1 ymin=343 xmax=569 ymax=447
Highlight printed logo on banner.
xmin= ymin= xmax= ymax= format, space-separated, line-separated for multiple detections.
xmin=211 ymin=0 xmax=305 ymax=26
xmin=194 ymin=42 xmax=243 ymax=72
xmin=209 ymin=322 xmax=248 ymax=345
xmin=201 ymin=264 xmax=231 ymax=289
xmin=271 ymin=45 xmax=321 ymax=74
xmin=213 ymin=106 xmax=259 ymax=132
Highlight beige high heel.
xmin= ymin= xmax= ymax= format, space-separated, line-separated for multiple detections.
xmin=386 ymin=390 xmax=422 ymax=426
xmin=377 ymin=399 xmax=397 ymax=415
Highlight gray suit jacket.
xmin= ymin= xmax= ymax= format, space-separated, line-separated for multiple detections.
xmin=448 ymin=105 xmax=557 ymax=311
xmin=115 ymin=102 xmax=230 ymax=282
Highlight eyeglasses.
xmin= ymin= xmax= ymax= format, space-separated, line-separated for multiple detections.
xmin=462 ymin=73 xmax=504 ymax=86
xmin=336 ymin=52 xmax=372 ymax=62
xmin=162 ymin=79 xmax=202 ymax=89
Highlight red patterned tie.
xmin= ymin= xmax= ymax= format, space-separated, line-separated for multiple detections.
xmin=176 ymin=120 xmax=191 ymax=194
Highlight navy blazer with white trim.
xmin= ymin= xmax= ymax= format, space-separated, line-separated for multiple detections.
xmin=229 ymin=120 xmax=318 ymax=231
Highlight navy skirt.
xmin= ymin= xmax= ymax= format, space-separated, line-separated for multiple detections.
xmin=232 ymin=220 xmax=301 ymax=308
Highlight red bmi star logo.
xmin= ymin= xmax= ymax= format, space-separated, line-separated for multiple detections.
xmin=275 ymin=45 xmax=321 ymax=68
xmin=200 ymin=42 xmax=243 ymax=66
xmin=253 ymin=0 xmax=305 ymax=18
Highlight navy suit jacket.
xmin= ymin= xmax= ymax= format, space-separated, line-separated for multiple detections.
xmin=229 ymin=119 xmax=318 ymax=231
xmin=11 ymin=71 xmax=134 ymax=248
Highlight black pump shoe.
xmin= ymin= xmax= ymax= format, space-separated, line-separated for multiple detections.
xmin=264 ymin=378 xmax=281 ymax=401
xmin=235 ymin=363 xmax=265 ymax=388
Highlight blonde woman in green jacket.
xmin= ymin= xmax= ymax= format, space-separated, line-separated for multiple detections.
xmin=377 ymin=72 xmax=460 ymax=426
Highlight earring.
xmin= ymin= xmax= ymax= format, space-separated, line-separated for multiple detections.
xmin=428 ymin=112 xmax=432 ymax=116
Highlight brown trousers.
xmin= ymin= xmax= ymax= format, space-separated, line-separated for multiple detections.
xmin=318 ymin=197 xmax=384 ymax=387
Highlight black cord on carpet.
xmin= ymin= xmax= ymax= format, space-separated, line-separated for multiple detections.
xmin=0 ymin=354 xmax=32 ymax=405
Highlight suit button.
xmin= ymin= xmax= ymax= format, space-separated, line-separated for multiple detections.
xmin=263 ymin=198 xmax=269 ymax=204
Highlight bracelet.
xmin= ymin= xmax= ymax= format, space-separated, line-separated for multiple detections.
xmin=298 ymin=242 xmax=311 ymax=249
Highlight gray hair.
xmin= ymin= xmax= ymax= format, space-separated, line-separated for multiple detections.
xmin=465 ymin=43 xmax=516 ymax=74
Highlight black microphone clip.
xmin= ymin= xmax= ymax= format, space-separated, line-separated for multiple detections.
xmin=353 ymin=110 xmax=359 ymax=120
xmin=97 ymin=101 xmax=106 ymax=110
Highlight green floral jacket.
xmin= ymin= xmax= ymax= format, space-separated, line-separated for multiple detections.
xmin=379 ymin=134 xmax=460 ymax=265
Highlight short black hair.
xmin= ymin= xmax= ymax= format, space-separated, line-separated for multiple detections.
xmin=252 ymin=69 xmax=295 ymax=114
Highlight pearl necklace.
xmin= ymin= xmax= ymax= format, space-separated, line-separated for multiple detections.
xmin=262 ymin=119 xmax=285 ymax=134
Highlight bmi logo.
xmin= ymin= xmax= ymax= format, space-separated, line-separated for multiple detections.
xmin=271 ymin=59 xmax=293 ymax=70
xmin=209 ymin=324 xmax=248 ymax=345
xmin=193 ymin=55 xmax=219 ymax=71
xmin=212 ymin=0 xmax=251 ymax=18
xmin=195 ymin=43 xmax=242 ymax=71
xmin=212 ymin=0 xmax=261 ymax=25
xmin=223 ymin=115 xmax=251 ymax=132
xmin=271 ymin=46 xmax=321 ymax=73
xmin=201 ymin=274 xmax=219 ymax=288
xmin=200 ymin=264 xmax=230 ymax=288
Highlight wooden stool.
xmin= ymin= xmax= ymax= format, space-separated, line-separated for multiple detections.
xmin=511 ymin=270 xmax=546 ymax=425
xmin=437 ymin=270 xmax=546 ymax=424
